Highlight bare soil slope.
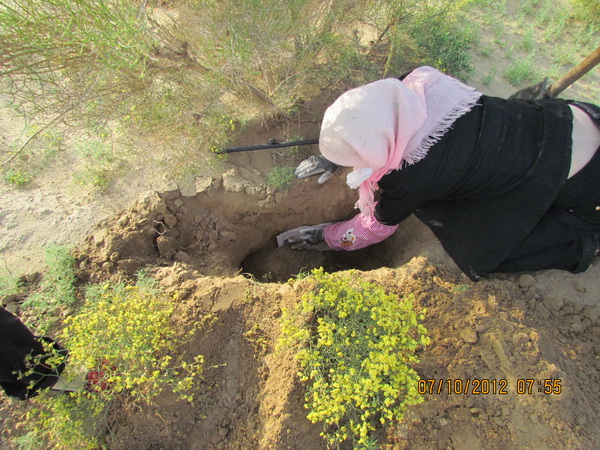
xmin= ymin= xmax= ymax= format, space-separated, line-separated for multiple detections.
xmin=9 ymin=175 xmax=596 ymax=449
xmin=1 ymin=30 xmax=600 ymax=448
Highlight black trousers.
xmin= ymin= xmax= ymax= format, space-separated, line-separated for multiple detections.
xmin=0 ymin=308 xmax=66 ymax=400
xmin=496 ymin=101 xmax=600 ymax=275
xmin=494 ymin=212 xmax=598 ymax=274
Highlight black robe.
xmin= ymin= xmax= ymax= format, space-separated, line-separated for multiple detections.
xmin=375 ymin=95 xmax=600 ymax=280
xmin=0 ymin=307 xmax=66 ymax=400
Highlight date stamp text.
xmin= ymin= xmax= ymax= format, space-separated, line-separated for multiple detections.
xmin=418 ymin=378 xmax=562 ymax=395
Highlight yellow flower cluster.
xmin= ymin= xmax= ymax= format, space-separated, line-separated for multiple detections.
xmin=62 ymin=280 xmax=203 ymax=404
xmin=279 ymin=268 xmax=429 ymax=448
xmin=23 ymin=275 xmax=204 ymax=448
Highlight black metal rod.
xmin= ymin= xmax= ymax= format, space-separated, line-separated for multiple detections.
xmin=221 ymin=138 xmax=319 ymax=153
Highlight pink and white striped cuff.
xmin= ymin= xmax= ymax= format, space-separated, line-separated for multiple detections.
xmin=323 ymin=211 xmax=398 ymax=251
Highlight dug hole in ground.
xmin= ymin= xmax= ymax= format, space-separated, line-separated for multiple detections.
xmin=10 ymin=167 xmax=600 ymax=448
xmin=1 ymin=87 xmax=600 ymax=448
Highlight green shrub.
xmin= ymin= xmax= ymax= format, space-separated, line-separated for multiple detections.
xmin=279 ymin=268 xmax=429 ymax=447
xmin=71 ymin=138 xmax=121 ymax=190
xmin=3 ymin=168 xmax=31 ymax=187
xmin=481 ymin=69 xmax=497 ymax=86
xmin=21 ymin=245 xmax=77 ymax=333
xmin=572 ymin=0 xmax=600 ymax=27
xmin=408 ymin=19 xmax=475 ymax=79
xmin=504 ymin=58 xmax=537 ymax=85
xmin=266 ymin=166 xmax=296 ymax=191
xmin=0 ymin=274 xmax=21 ymax=297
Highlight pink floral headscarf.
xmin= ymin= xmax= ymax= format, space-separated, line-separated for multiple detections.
xmin=319 ymin=66 xmax=482 ymax=215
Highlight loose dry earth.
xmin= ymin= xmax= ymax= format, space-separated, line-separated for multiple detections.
xmin=1 ymin=41 xmax=600 ymax=449
xmin=81 ymin=186 xmax=600 ymax=449
xmin=2 ymin=159 xmax=600 ymax=448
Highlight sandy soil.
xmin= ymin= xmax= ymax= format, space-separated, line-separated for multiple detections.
xmin=3 ymin=177 xmax=599 ymax=448
xmin=2 ymin=152 xmax=600 ymax=448
xmin=1 ymin=28 xmax=600 ymax=450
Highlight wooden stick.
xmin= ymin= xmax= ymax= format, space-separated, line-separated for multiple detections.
xmin=545 ymin=46 xmax=600 ymax=98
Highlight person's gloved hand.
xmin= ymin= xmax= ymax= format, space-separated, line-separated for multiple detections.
xmin=295 ymin=155 xmax=339 ymax=184
xmin=285 ymin=224 xmax=328 ymax=250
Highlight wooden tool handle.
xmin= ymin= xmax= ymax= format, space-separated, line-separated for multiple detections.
xmin=545 ymin=46 xmax=600 ymax=98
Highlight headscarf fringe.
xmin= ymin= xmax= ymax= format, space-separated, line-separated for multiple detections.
xmin=403 ymin=83 xmax=482 ymax=166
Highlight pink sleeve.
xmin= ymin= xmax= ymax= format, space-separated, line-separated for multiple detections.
xmin=323 ymin=212 xmax=399 ymax=251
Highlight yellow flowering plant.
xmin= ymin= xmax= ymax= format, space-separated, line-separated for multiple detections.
xmin=279 ymin=268 xmax=429 ymax=448
xmin=19 ymin=273 xmax=204 ymax=448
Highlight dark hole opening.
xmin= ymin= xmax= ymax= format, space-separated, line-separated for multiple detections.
xmin=240 ymin=237 xmax=391 ymax=282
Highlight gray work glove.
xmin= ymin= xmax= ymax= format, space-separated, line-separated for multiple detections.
xmin=295 ymin=155 xmax=339 ymax=184
xmin=285 ymin=225 xmax=328 ymax=250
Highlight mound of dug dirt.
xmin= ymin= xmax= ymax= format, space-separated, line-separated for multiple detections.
xmin=92 ymin=258 xmax=600 ymax=449
xmin=67 ymin=181 xmax=600 ymax=449
xmin=2 ymin=165 xmax=600 ymax=449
